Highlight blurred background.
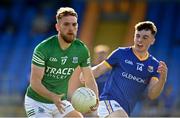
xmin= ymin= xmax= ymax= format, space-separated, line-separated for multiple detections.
xmin=0 ymin=0 xmax=180 ymax=117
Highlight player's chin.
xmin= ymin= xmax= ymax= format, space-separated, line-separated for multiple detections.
xmin=68 ymin=36 xmax=75 ymax=41
xmin=66 ymin=38 xmax=74 ymax=43
xmin=135 ymin=45 xmax=145 ymax=52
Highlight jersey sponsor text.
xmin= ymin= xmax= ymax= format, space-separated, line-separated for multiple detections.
xmin=122 ymin=72 xmax=145 ymax=84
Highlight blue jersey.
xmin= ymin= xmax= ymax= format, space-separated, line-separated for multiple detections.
xmin=96 ymin=70 xmax=111 ymax=96
xmin=100 ymin=47 xmax=160 ymax=115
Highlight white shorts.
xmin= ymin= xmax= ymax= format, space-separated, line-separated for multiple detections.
xmin=24 ymin=95 xmax=74 ymax=118
xmin=97 ymin=100 xmax=124 ymax=118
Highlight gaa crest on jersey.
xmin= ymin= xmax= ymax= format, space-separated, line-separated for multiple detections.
xmin=72 ymin=57 xmax=78 ymax=63
xmin=61 ymin=56 xmax=68 ymax=65
xmin=148 ymin=66 xmax=154 ymax=73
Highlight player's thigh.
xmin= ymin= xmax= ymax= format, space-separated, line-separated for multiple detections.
xmin=54 ymin=100 xmax=83 ymax=118
xmin=24 ymin=96 xmax=52 ymax=118
xmin=64 ymin=110 xmax=83 ymax=118
xmin=83 ymin=111 xmax=98 ymax=117
xmin=108 ymin=109 xmax=128 ymax=118
xmin=98 ymin=100 xmax=128 ymax=118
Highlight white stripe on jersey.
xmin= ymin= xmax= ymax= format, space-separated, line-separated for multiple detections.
xmin=33 ymin=54 xmax=45 ymax=65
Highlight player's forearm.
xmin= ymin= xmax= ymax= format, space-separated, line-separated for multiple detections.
xmin=92 ymin=63 xmax=109 ymax=78
xmin=92 ymin=66 xmax=101 ymax=78
xmin=86 ymin=81 xmax=99 ymax=98
xmin=148 ymin=78 xmax=166 ymax=100
xmin=85 ymin=75 xmax=99 ymax=97
xmin=30 ymin=79 xmax=58 ymax=102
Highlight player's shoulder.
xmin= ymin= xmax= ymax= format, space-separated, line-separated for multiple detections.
xmin=118 ymin=46 xmax=131 ymax=51
xmin=113 ymin=46 xmax=131 ymax=53
xmin=36 ymin=35 xmax=57 ymax=48
xmin=149 ymin=54 xmax=160 ymax=64
xmin=73 ymin=38 xmax=86 ymax=46
xmin=73 ymin=38 xmax=88 ymax=49
xmin=39 ymin=35 xmax=57 ymax=45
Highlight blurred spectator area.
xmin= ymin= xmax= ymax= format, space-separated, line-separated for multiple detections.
xmin=0 ymin=0 xmax=180 ymax=117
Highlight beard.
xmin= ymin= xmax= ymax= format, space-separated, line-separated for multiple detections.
xmin=60 ymin=33 xmax=75 ymax=43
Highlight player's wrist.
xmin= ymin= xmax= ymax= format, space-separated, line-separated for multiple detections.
xmin=50 ymin=93 xmax=61 ymax=104
xmin=159 ymin=76 xmax=167 ymax=83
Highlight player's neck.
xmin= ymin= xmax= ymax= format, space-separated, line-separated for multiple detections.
xmin=132 ymin=47 xmax=149 ymax=61
xmin=58 ymin=36 xmax=71 ymax=50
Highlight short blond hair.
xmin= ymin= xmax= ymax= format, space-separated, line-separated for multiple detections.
xmin=56 ymin=7 xmax=78 ymax=22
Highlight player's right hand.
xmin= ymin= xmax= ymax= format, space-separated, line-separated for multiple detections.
xmin=157 ymin=61 xmax=168 ymax=82
xmin=85 ymin=98 xmax=99 ymax=114
xmin=90 ymin=98 xmax=99 ymax=111
xmin=52 ymin=93 xmax=66 ymax=114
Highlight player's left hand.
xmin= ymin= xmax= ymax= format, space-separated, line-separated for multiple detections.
xmin=157 ymin=61 xmax=168 ymax=82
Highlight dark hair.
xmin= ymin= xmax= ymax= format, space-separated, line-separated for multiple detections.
xmin=135 ymin=21 xmax=157 ymax=36
xmin=56 ymin=7 xmax=78 ymax=22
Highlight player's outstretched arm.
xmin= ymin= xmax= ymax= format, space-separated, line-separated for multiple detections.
xmin=148 ymin=61 xmax=168 ymax=100
xmin=92 ymin=61 xmax=112 ymax=78
xmin=81 ymin=66 xmax=99 ymax=97
xmin=81 ymin=66 xmax=99 ymax=112
xmin=30 ymin=64 xmax=66 ymax=113
xmin=68 ymin=66 xmax=83 ymax=100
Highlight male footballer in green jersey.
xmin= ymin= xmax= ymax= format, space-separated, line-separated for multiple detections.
xmin=24 ymin=7 xmax=99 ymax=118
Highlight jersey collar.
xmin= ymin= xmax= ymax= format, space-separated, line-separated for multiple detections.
xmin=131 ymin=47 xmax=149 ymax=61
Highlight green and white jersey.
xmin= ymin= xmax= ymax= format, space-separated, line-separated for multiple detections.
xmin=26 ymin=35 xmax=91 ymax=103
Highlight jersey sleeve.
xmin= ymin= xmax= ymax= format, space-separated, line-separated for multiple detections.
xmin=152 ymin=64 xmax=160 ymax=79
xmin=150 ymin=59 xmax=160 ymax=79
xmin=32 ymin=43 xmax=47 ymax=67
xmin=106 ymin=48 xmax=120 ymax=67
xmin=79 ymin=45 xmax=91 ymax=67
xmin=152 ymin=71 xmax=160 ymax=79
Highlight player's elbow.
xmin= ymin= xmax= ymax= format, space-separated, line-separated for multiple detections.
xmin=30 ymin=77 xmax=42 ymax=91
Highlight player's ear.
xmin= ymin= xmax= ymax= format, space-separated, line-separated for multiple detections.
xmin=151 ymin=38 xmax=155 ymax=45
xmin=77 ymin=23 xmax=78 ymax=29
xmin=55 ymin=23 xmax=60 ymax=31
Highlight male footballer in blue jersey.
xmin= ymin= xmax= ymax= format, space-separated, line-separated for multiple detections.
xmin=92 ymin=21 xmax=168 ymax=117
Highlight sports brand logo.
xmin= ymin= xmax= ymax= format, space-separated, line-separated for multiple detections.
xmin=125 ymin=59 xmax=133 ymax=65
xmin=49 ymin=57 xmax=58 ymax=62
xmin=38 ymin=107 xmax=45 ymax=113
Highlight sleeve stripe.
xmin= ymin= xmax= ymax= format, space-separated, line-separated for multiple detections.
xmin=33 ymin=54 xmax=45 ymax=63
xmin=32 ymin=55 xmax=45 ymax=65
xmin=151 ymin=77 xmax=159 ymax=81
xmin=103 ymin=61 xmax=112 ymax=69
xmin=35 ymin=51 xmax=45 ymax=59
xmin=32 ymin=58 xmax=45 ymax=65
xmin=32 ymin=58 xmax=44 ymax=65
